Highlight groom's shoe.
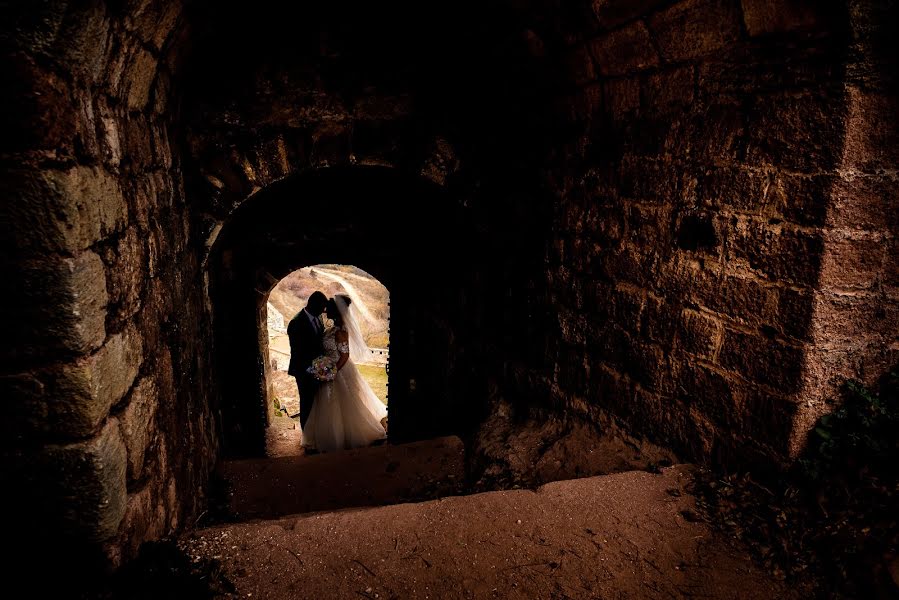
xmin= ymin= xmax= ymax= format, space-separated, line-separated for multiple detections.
xmin=304 ymin=448 xmax=320 ymax=456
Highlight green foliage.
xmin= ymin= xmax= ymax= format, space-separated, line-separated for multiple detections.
xmin=696 ymin=371 xmax=899 ymax=598
xmin=271 ymin=397 xmax=284 ymax=418
xmin=799 ymin=373 xmax=899 ymax=482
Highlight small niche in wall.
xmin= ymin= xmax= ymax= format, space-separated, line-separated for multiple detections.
xmin=675 ymin=212 xmax=718 ymax=252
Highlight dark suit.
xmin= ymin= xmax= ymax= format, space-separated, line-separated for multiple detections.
xmin=287 ymin=309 xmax=324 ymax=429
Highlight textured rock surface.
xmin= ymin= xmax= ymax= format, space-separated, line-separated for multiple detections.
xmin=1 ymin=0 xmax=896 ymax=579
xmin=544 ymin=0 xmax=898 ymax=467
xmin=37 ymin=419 xmax=128 ymax=542
xmin=183 ymin=466 xmax=806 ymax=599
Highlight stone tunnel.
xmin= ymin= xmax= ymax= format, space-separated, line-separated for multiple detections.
xmin=1 ymin=0 xmax=896 ymax=584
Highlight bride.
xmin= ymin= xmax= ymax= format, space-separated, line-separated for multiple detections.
xmin=302 ymin=294 xmax=388 ymax=452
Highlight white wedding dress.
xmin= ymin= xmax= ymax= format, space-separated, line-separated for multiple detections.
xmin=302 ymin=300 xmax=387 ymax=452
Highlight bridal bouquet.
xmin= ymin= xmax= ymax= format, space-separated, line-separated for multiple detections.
xmin=307 ymin=356 xmax=337 ymax=382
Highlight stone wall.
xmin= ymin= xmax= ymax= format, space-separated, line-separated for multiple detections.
xmin=1 ymin=0 xmax=895 ymax=578
xmin=537 ymin=0 xmax=898 ymax=466
xmin=797 ymin=0 xmax=899 ymax=447
xmin=0 ymin=0 xmax=218 ymax=569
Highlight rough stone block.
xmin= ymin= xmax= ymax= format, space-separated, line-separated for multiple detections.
xmin=0 ymin=0 xmax=68 ymax=55
xmin=124 ymin=46 xmax=158 ymax=111
xmin=127 ymin=0 xmax=183 ymax=51
xmin=3 ymin=251 xmax=108 ymax=359
xmin=121 ymin=374 xmax=159 ymax=481
xmin=719 ymin=328 xmax=805 ymax=392
xmin=565 ymin=44 xmax=596 ymax=86
xmin=38 ymin=418 xmax=127 ymax=542
xmin=150 ymin=121 xmax=174 ymax=169
xmin=829 ymin=174 xmax=899 ymax=232
xmin=0 ymin=53 xmax=80 ymax=154
xmin=883 ymin=238 xmax=899 ymax=292
xmin=592 ymin=202 xmax=626 ymax=247
xmin=131 ymin=170 xmax=175 ymax=229
xmin=769 ymin=173 xmax=832 ymax=226
xmin=665 ymin=102 xmax=746 ymax=162
xmin=121 ymin=481 xmax=167 ymax=560
xmin=725 ymin=218 xmax=824 ymax=285
xmin=150 ymin=65 xmax=172 ymax=116
xmin=663 ymin=259 xmax=815 ymax=341
xmin=740 ymin=388 xmax=797 ymax=453
xmin=643 ymin=65 xmax=695 ymax=114
xmin=595 ymin=243 xmax=659 ymax=289
xmin=675 ymin=363 xmax=740 ymax=427
xmin=628 ymin=203 xmax=673 ymax=249
xmin=619 ymin=157 xmax=697 ymax=204
xmin=53 ymin=1 xmax=112 ymax=84
xmin=740 ymin=0 xmax=824 ymax=36
xmin=818 ymin=234 xmax=886 ymax=290
xmin=648 ymin=0 xmax=742 ymax=62
xmin=587 ymin=363 xmax=634 ymax=419
xmin=676 ymin=309 xmax=722 ymax=358
xmin=4 ymin=327 xmax=143 ymax=439
xmin=745 ymin=92 xmax=844 ymax=173
xmin=102 ymin=28 xmax=132 ymax=94
xmin=588 ymin=283 xmax=639 ymax=337
xmin=626 ymin=341 xmax=669 ymax=392
xmin=696 ymin=166 xmax=771 ymax=215
xmin=602 ymin=76 xmax=640 ymax=124
xmin=810 ymin=292 xmax=899 ymax=347
xmin=589 ymin=21 xmax=658 ymax=76
xmin=0 ymin=166 xmax=127 ymax=254
xmin=97 ymin=98 xmax=124 ymax=169
xmin=640 ymin=294 xmax=680 ymax=346
xmin=842 ymin=87 xmax=899 ymax=174
xmin=121 ymin=114 xmax=157 ymax=171
xmin=100 ymin=226 xmax=146 ymax=327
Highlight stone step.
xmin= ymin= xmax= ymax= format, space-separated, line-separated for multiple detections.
xmin=213 ymin=436 xmax=466 ymax=521
xmin=184 ymin=465 xmax=803 ymax=600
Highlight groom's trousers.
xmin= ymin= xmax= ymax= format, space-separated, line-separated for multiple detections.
xmin=297 ymin=373 xmax=319 ymax=430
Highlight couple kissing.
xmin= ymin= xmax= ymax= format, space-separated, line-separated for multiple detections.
xmin=286 ymin=291 xmax=387 ymax=454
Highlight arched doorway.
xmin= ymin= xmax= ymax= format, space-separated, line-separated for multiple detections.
xmin=264 ymin=264 xmax=390 ymax=456
xmin=207 ymin=166 xmax=485 ymax=457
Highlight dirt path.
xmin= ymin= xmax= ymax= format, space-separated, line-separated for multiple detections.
xmin=265 ymin=414 xmax=303 ymax=458
xmin=184 ymin=465 xmax=805 ymax=599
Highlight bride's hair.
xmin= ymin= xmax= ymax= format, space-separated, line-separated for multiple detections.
xmin=325 ymin=298 xmax=342 ymax=325
xmin=326 ymin=295 xmax=352 ymax=326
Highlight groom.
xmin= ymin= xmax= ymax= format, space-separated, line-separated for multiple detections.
xmin=287 ymin=290 xmax=328 ymax=430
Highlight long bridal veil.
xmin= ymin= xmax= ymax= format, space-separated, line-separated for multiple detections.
xmin=333 ymin=294 xmax=388 ymax=424
xmin=333 ymin=294 xmax=370 ymax=365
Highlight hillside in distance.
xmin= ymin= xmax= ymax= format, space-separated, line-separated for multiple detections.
xmin=269 ymin=265 xmax=390 ymax=349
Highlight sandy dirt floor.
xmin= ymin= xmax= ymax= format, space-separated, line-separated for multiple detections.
xmin=183 ymin=465 xmax=808 ymax=599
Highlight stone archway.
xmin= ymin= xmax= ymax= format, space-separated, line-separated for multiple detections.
xmin=207 ymin=165 xmax=485 ymax=457
xmin=263 ymin=263 xmax=391 ymax=456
